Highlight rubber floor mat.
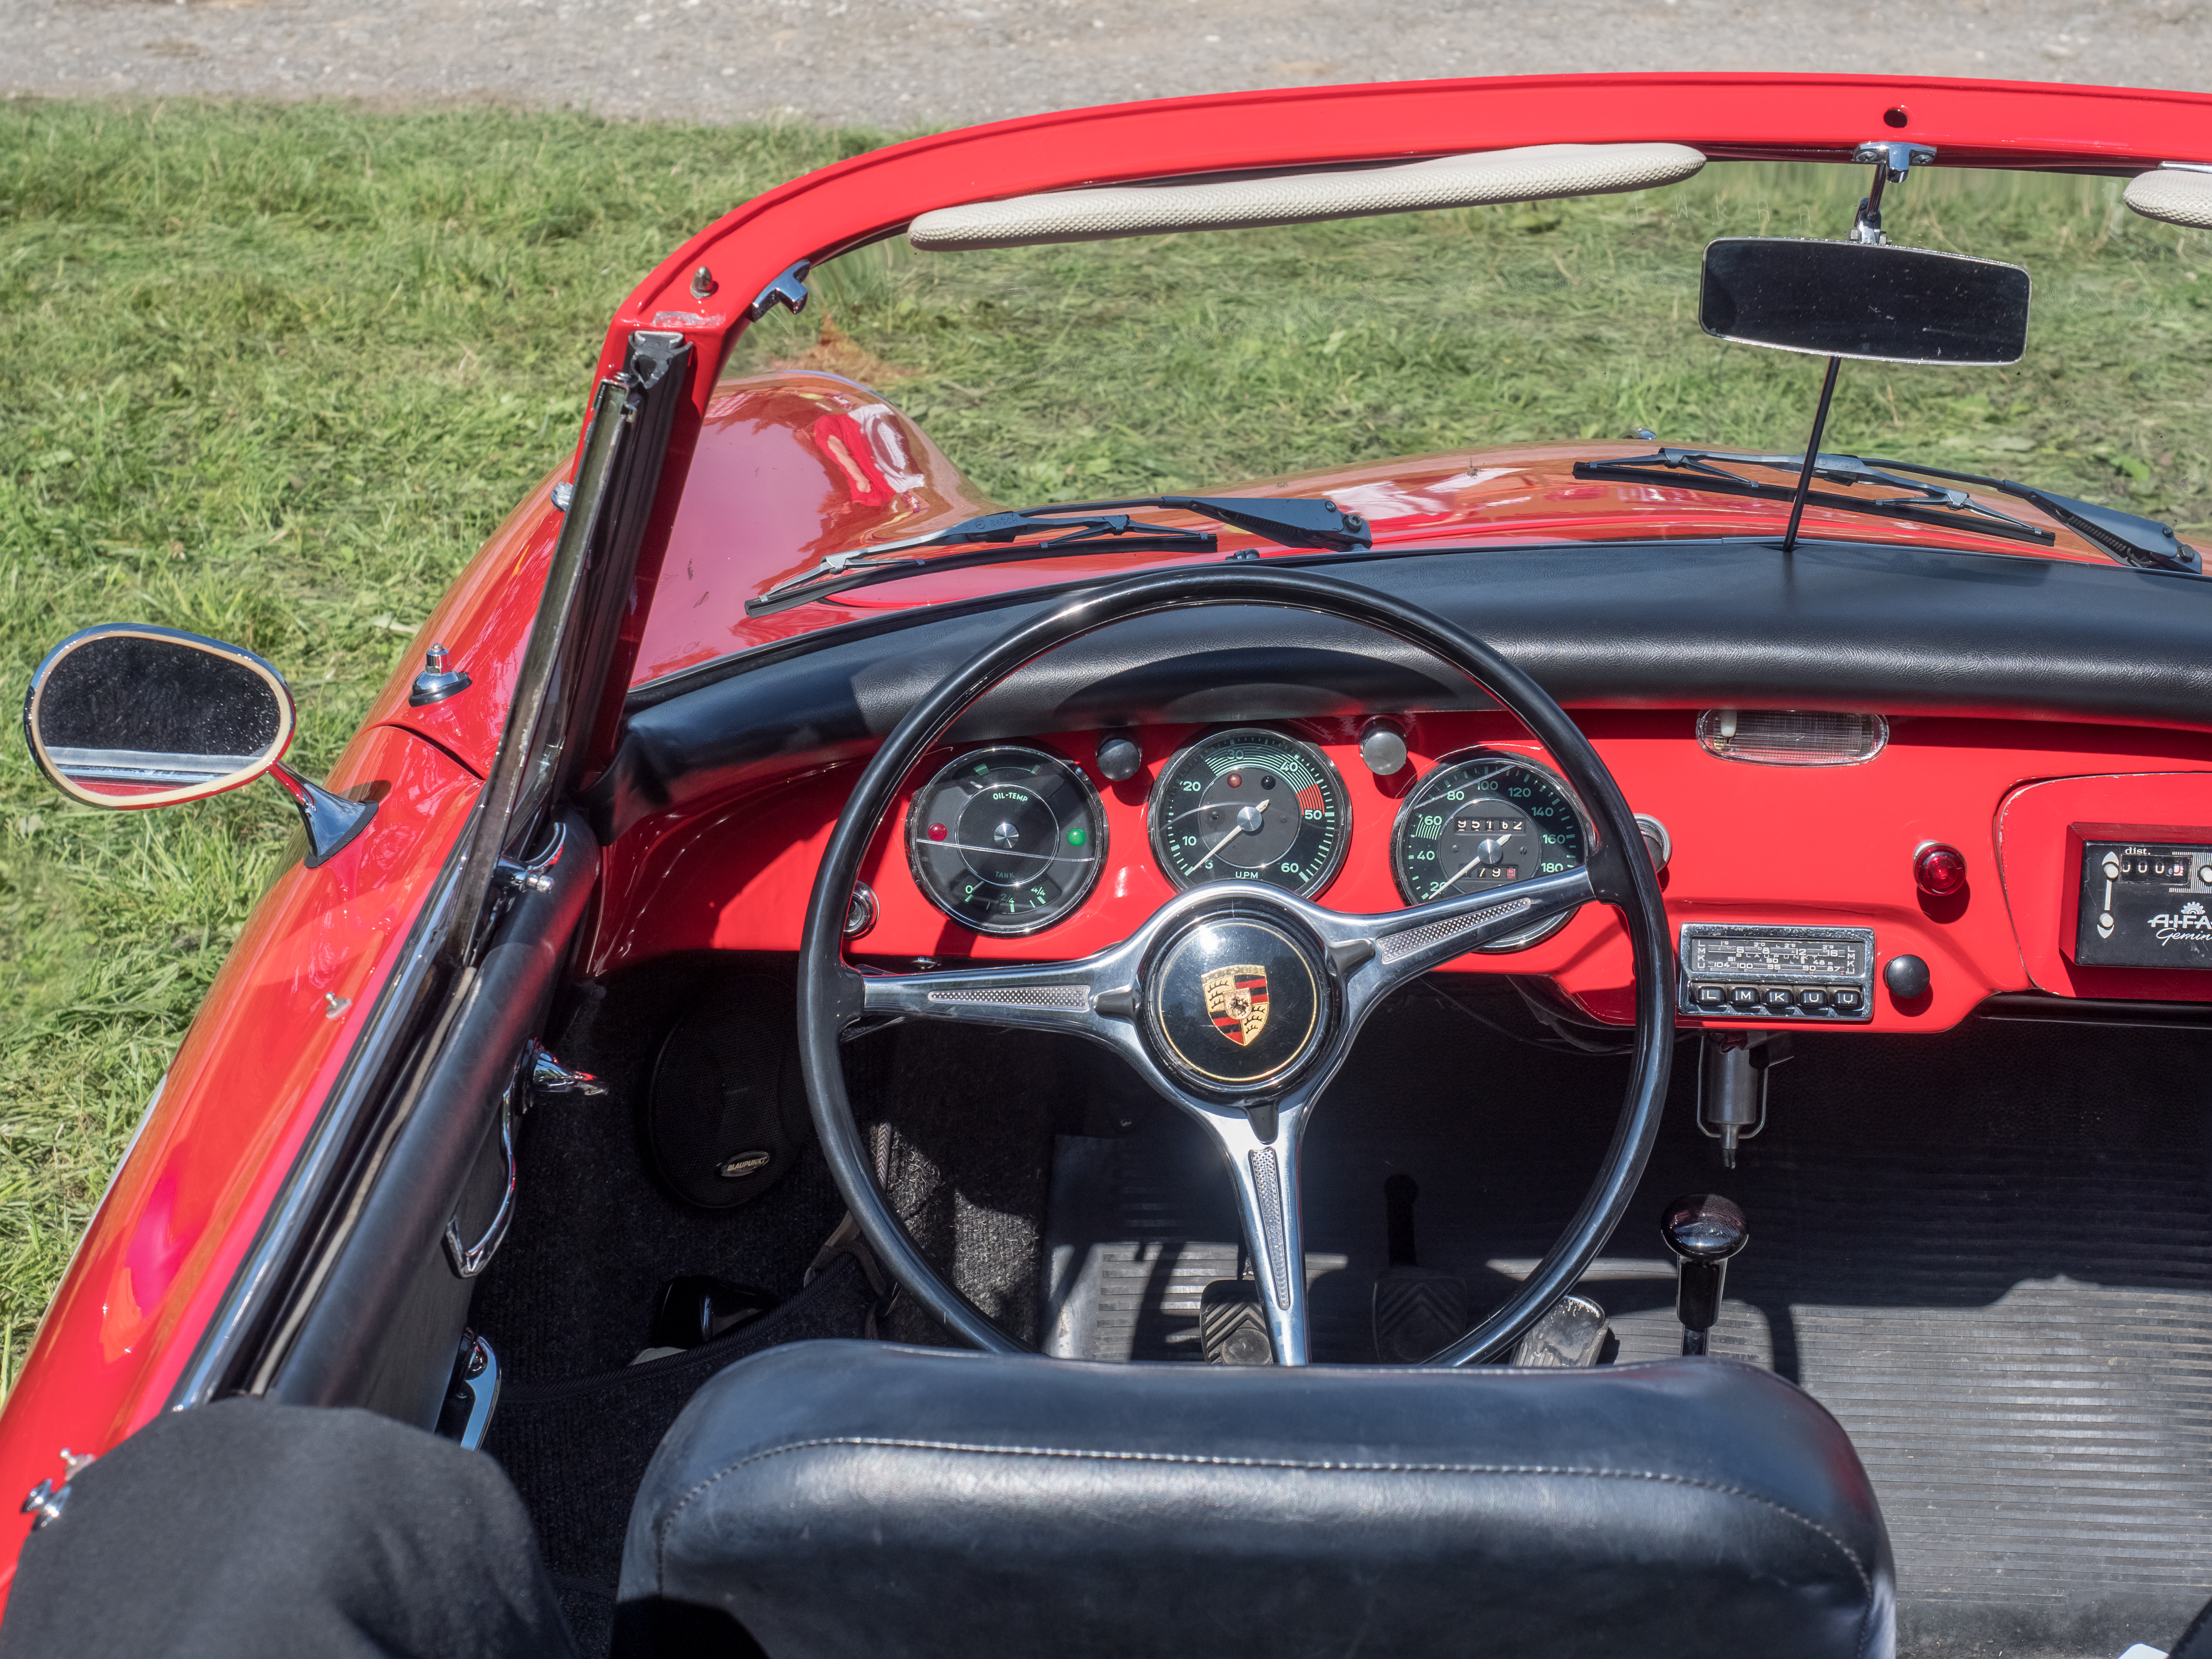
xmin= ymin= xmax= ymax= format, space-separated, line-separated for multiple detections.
xmin=1041 ymin=998 xmax=2212 ymax=1658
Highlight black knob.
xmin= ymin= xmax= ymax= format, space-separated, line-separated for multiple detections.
xmin=1882 ymin=953 xmax=1930 ymax=999
xmin=1095 ymin=733 xmax=1142 ymax=782
xmin=1660 ymin=1193 xmax=1747 ymax=1355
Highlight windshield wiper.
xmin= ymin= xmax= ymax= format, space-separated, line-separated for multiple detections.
xmin=747 ymin=494 xmax=1370 ymax=616
xmin=1576 ymin=449 xmax=2203 ymax=573
xmin=1574 ymin=449 xmax=2056 ymax=548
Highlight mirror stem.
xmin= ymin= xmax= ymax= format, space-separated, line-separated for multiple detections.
xmin=268 ymin=763 xmax=379 ymax=869
xmin=1780 ymin=355 xmax=1843 ymax=556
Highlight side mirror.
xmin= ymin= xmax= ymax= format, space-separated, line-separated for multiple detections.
xmin=1700 ymin=237 xmax=2031 ymax=366
xmin=23 ymin=624 xmax=376 ymax=867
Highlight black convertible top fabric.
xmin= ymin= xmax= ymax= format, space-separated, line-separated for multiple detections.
xmin=595 ymin=539 xmax=2212 ymax=842
xmin=0 ymin=1397 xmax=576 ymax=1659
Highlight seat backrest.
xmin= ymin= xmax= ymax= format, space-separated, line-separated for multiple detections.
xmin=618 ymin=1341 xmax=1893 ymax=1659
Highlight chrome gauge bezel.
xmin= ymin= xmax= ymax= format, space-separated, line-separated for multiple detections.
xmin=1146 ymin=725 xmax=1351 ymax=900
xmin=904 ymin=743 xmax=1108 ymax=937
xmin=1389 ymin=747 xmax=1590 ymax=951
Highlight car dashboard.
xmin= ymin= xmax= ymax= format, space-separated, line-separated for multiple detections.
xmin=585 ymin=702 xmax=2212 ymax=1033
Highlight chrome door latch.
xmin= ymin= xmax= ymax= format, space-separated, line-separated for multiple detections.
xmin=442 ymin=1045 xmax=602 ymax=1280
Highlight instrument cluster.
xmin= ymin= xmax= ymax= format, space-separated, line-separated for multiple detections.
xmin=900 ymin=723 xmax=1592 ymax=944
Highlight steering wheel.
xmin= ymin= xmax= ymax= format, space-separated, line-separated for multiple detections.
xmin=798 ymin=567 xmax=1673 ymax=1365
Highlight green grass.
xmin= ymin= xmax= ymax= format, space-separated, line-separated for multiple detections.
xmin=3 ymin=101 xmax=2207 ymax=1394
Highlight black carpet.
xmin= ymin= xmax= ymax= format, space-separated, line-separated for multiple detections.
xmin=481 ymin=1254 xmax=875 ymax=1655
xmin=1043 ymin=991 xmax=2212 ymax=1659
xmin=468 ymin=956 xmax=1073 ymax=1653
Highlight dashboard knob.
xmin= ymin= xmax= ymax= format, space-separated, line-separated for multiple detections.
xmin=1358 ymin=720 xmax=1408 ymax=776
xmin=1882 ymin=954 xmax=1931 ymax=999
xmin=1094 ymin=733 xmax=1143 ymax=782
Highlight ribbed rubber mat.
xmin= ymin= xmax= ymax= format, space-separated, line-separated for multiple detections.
xmin=1041 ymin=1005 xmax=2212 ymax=1657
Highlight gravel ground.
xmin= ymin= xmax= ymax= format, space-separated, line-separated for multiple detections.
xmin=3 ymin=0 xmax=2207 ymax=131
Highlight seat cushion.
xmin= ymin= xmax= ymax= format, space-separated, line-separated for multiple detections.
xmin=618 ymin=1340 xmax=1894 ymax=1659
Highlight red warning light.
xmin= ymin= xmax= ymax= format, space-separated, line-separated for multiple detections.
xmin=928 ymin=823 xmax=948 ymax=841
xmin=1914 ymin=842 xmax=1967 ymax=897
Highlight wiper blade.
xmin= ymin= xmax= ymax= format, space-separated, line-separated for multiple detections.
xmin=1573 ymin=449 xmax=2057 ymax=549
xmin=1581 ymin=447 xmax=2204 ymax=573
xmin=746 ymin=494 xmax=1370 ymax=617
xmin=1847 ymin=454 xmax=2201 ymax=574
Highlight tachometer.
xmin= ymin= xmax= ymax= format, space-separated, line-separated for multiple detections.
xmin=906 ymin=745 xmax=1106 ymax=935
xmin=1390 ymin=750 xmax=1587 ymax=948
xmin=1148 ymin=727 xmax=1349 ymax=897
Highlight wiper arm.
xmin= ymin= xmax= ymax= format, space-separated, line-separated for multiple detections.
xmin=1581 ymin=447 xmax=2203 ymax=573
xmin=1847 ymin=454 xmax=2201 ymax=574
xmin=747 ymin=494 xmax=1370 ymax=617
xmin=1574 ymin=449 xmax=2057 ymax=548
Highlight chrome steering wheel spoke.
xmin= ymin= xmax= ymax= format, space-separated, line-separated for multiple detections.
xmin=838 ymin=864 xmax=1594 ymax=1366
xmin=1300 ymin=864 xmax=1599 ymax=1028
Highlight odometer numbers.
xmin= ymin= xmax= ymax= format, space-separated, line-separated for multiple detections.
xmin=906 ymin=745 xmax=1106 ymax=935
xmin=1390 ymin=750 xmax=1588 ymax=949
xmin=1147 ymin=727 xmax=1349 ymax=898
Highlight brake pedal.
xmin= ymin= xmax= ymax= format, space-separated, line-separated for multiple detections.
xmin=1372 ymin=1174 xmax=1469 ymax=1363
xmin=1199 ymin=1279 xmax=1273 ymax=1365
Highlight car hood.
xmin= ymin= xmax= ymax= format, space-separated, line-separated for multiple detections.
xmin=626 ymin=368 xmax=2121 ymax=693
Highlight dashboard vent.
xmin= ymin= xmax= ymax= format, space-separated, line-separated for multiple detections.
xmin=1697 ymin=708 xmax=1887 ymax=766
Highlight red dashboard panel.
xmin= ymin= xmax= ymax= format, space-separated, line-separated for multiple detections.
xmin=1997 ymin=772 xmax=2212 ymax=1001
xmin=584 ymin=710 xmax=2212 ymax=1031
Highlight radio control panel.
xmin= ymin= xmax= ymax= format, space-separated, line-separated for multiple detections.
xmin=1677 ymin=923 xmax=1877 ymax=1021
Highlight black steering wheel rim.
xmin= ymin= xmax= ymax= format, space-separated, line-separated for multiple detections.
xmin=797 ymin=566 xmax=1675 ymax=1365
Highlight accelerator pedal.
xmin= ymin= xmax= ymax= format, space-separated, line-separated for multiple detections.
xmin=1372 ymin=1174 xmax=1470 ymax=1363
xmin=1509 ymin=1293 xmax=1610 ymax=1367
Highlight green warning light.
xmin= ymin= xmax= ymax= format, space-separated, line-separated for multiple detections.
xmin=1066 ymin=828 xmax=1087 ymax=847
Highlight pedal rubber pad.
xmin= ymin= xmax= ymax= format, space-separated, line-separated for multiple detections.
xmin=1372 ymin=1265 xmax=1469 ymax=1363
xmin=1199 ymin=1280 xmax=1273 ymax=1365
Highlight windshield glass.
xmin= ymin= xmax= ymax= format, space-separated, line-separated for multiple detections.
xmin=625 ymin=158 xmax=2212 ymax=682
xmin=730 ymin=161 xmax=2206 ymax=534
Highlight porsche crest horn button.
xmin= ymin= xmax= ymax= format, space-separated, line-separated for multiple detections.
xmin=1204 ymin=965 xmax=1269 ymax=1046
xmin=1145 ymin=916 xmax=1323 ymax=1092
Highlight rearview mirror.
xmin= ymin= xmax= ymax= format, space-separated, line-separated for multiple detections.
xmin=1700 ymin=237 xmax=2031 ymax=366
xmin=23 ymin=624 xmax=376 ymax=866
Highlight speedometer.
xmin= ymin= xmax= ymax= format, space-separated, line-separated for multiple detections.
xmin=1390 ymin=750 xmax=1587 ymax=948
xmin=906 ymin=745 xmax=1106 ymax=935
xmin=1148 ymin=727 xmax=1349 ymax=897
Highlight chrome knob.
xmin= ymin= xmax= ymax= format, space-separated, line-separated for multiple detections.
xmin=1660 ymin=1193 xmax=1747 ymax=1356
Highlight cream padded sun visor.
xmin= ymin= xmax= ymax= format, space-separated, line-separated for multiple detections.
xmin=2125 ymin=164 xmax=2212 ymax=231
xmin=907 ymin=143 xmax=1707 ymax=251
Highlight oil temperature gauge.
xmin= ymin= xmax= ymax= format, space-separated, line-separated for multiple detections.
xmin=1390 ymin=750 xmax=1588 ymax=949
xmin=906 ymin=746 xmax=1105 ymax=935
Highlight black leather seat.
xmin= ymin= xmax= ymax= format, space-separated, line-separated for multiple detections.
xmin=616 ymin=1340 xmax=1894 ymax=1659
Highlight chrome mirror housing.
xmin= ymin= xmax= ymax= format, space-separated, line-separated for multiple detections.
xmin=22 ymin=624 xmax=376 ymax=867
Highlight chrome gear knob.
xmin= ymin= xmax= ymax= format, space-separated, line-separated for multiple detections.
xmin=1661 ymin=1193 xmax=1748 ymax=1356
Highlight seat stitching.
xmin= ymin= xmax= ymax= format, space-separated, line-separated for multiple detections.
xmin=652 ymin=1435 xmax=1873 ymax=1601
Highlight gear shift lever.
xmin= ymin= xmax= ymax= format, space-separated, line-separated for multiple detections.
xmin=1660 ymin=1193 xmax=1748 ymax=1357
